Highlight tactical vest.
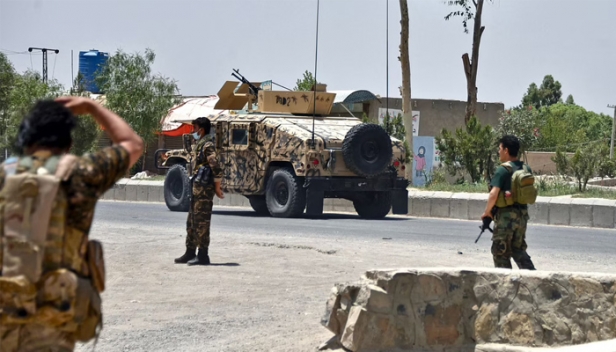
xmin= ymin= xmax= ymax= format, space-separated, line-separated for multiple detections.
xmin=0 ymin=151 xmax=104 ymax=343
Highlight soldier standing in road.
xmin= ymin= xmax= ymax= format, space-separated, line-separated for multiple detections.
xmin=174 ymin=117 xmax=224 ymax=266
xmin=482 ymin=135 xmax=536 ymax=270
xmin=0 ymin=97 xmax=143 ymax=352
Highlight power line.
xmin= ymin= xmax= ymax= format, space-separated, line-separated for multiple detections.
xmin=27 ymin=47 xmax=59 ymax=83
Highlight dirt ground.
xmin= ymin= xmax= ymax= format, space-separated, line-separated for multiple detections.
xmin=75 ymin=202 xmax=616 ymax=352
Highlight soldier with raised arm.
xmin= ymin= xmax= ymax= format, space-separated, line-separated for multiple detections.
xmin=0 ymin=97 xmax=143 ymax=352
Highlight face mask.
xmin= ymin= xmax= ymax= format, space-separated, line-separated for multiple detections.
xmin=193 ymin=132 xmax=200 ymax=140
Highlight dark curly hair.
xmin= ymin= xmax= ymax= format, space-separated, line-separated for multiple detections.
xmin=192 ymin=117 xmax=211 ymax=135
xmin=16 ymin=100 xmax=77 ymax=152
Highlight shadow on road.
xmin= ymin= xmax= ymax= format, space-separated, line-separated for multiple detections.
xmin=212 ymin=209 xmax=410 ymax=221
xmin=208 ymin=263 xmax=240 ymax=267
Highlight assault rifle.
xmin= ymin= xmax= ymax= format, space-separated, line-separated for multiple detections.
xmin=475 ymin=207 xmax=497 ymax=243
xmin=232 ymin=69 xmax=261 ymax=97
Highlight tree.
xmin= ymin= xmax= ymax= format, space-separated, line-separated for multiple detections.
xmin=293 ymin=70 xmax=318 ymax=91
xmin=497 ymin=106 xmax=540 ymax=157
xmin=533 ymin=103 xmax=612 ymax=152
xmin=552 ymin=141 xmax=607 ymax=192
xmin=95 ymin=48 xmax=180 ymax=172
xmin=436 ymin=116 xmax=496 ymax=183
xmin=4 ymin=70 xmax=64 ymax=154
xmin=399 ymin=0 xmax=413 ymax=181
xmin=445 ymin=0 xmax=492 ymax=124
xmin=0 ymin=53 xmax=17 ymax=158
xmin=565 ymin=94 xmax=575 ymax=105
xmin=521 ymin=75 xmax=563 ymax=109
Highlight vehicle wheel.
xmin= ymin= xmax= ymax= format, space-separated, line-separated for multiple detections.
xmin=164 ymin=164 xmax=191 ymax=212
xmin=353 ymin=191 xmax=392 ymax=219
xmin=248 ymin=196 xmax=270 ymax=216
xmin=265 ymin=168 xmax=306 ymax=218
xmin=342 ymin=123 xmax=393 ymax=177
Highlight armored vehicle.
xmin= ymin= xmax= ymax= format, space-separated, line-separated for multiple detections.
xmin=155 ymin=76 xmax=409 ymax=219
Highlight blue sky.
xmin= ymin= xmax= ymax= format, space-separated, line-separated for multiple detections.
xmin=1 ymin=0 xmax=614 ymax=115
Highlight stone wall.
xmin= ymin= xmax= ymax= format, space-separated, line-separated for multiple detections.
xmin=321 ymin=268 xmax=616 ymax=351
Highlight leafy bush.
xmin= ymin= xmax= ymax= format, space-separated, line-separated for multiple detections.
xmin=435 ymin=116 xmax=496 ymax=183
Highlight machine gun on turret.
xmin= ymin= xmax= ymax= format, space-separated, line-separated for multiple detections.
xmin=232 ymin=69 xmax=261 ymax=97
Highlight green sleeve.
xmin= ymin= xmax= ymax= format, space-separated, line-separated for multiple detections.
xmin=489 ymin=166 xmax=509 ymax=189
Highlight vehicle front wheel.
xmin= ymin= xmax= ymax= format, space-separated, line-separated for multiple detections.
xmin=353 ymin=191 xmax=392 ymax=219
xmin=265 ymin=168 xmax=306 ymax=218
xmin=164 ymin=164 xmax=191 ymax=212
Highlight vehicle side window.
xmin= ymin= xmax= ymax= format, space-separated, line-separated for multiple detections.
xmin=232 ymin=129 xmax=248 ymax=145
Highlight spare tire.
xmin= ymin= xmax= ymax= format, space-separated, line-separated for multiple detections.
xmin=164 ymin=164 xmax=191 ymax=212
xmin=342 ymin=123 xmax=393 ymax=177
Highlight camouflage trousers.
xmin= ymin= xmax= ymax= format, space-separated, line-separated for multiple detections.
xmin=0 ymin=324 xmax=75 ymax=352
xmin=185 ymin=182 xmax=215 ymax=250
xmin=491 ymin=207 xmax=536 ymax=270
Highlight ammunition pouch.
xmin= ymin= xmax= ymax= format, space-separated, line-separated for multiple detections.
xmin=86 ymin=240 xmax=105 ymax=293
xmin=495 ymin=191 xmax=514 ymax=208
xmin=192 ymin=165 xmax=213 ymax=186
xmin=0 ymin=268 xmax=103 ymax=342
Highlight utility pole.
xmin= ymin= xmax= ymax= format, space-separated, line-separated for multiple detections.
xmin=609 ymin=104 xmax=616 ymax=159
xmin=28 ymin=47 xmax=59 ymax=83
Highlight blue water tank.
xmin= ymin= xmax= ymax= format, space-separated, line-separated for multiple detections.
xmin=78 ymin=49 xmax=109 ymax=94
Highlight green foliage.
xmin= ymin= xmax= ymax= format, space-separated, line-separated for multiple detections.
xmin=2 ymin=70 xmax=64 ymax=154
xmin=565 ymin=94 xmax=575 ymax=105
xmin=435 ymin=116 xmax=496 ymax=183
xmin=552 ymin=141 xmax=611 ymax=192
xmin=444 ymin=0 xmax=493 ymax=34
xmin=497 ymin=107 xmax=540 ymax=156
xmin=534 ymin=103 xmax=612 ymax=152
xmin=521 ymin=75 xmax=563 ymax=109
xmin=293 ymin=70 xmax=318 ymax=91
xmin=95 ymin=48 xmax=180 ymax=170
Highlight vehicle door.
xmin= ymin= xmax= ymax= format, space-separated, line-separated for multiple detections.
xmin=226 ymin=122 xmax=260 ymax=193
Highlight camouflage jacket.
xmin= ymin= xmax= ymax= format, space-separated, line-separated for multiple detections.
xmin=0 ymin=145 xmax=130 ymax=275
xmin=193 ymin=136 xmax=223 ymax=182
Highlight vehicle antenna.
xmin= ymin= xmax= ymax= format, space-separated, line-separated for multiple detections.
xmin=311 ymin=0 xmax=320 ymax=150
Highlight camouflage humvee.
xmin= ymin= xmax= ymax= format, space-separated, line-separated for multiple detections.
xmin=155 ymin=78 xmax=409 ymax=219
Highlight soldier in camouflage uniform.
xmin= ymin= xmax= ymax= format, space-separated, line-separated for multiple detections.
xmin=174 ymin=117 xmax=224 ymax=266
xmin=0 ymin=97 xmax=144 ymax=351
xmin=482 ymin=135 xmax=536 ymax=270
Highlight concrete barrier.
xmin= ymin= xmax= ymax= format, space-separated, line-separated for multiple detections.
xmin=320 ymin=268 xmax=616 ymax=352
xmin=102 ymin=180 xmax=616 ymax=229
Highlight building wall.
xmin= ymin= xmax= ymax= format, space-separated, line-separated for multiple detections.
xmin=524 ymin=151 xmax=574 ymax=175
xmin=366 ymin=97 xmax=505 ymax=136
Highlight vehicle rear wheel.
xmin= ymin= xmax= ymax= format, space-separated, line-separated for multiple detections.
xmin=342 ymin=123 xmax=393 ymax=177
xmin=353 ymin=191 xmax=392 ymax=219
xmin=265 ymin=168 xmax=306 ymax=218
xmin=248 ymin=196 xmax=270 ymax=216
xmin=164 ymin=164 xmax=191 ymax=212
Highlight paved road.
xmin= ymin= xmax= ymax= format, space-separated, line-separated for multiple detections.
xmin=96 ymin=201 xmax=616 ymax=262
xmin=94 ymin=200 xmax=616 ymax=263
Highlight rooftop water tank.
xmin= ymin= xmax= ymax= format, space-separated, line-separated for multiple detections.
xmin=78 ymin=49 xmax=109 ymax=94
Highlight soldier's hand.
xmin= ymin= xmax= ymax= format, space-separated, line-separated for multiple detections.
xmin=215 ymin=184 xmax=224 ymax=199
xmin=55 ymin=96 xmax=95 ymax=115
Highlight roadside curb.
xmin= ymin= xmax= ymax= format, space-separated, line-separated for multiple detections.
xmin=102 ymin=179 xmax=616 ymax=229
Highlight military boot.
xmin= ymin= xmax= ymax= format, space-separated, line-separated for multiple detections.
xmin=174 ymin=247 xmax=196 ymax=264
xmin=187 ymin=248 xmax=210 ymax=266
